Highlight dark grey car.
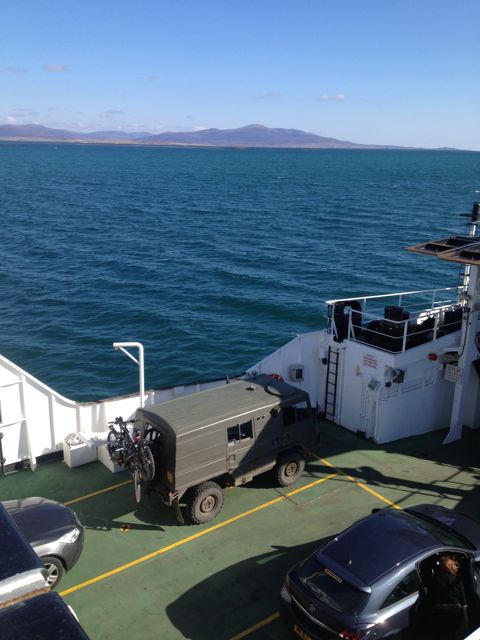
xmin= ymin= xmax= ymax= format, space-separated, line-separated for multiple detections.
xmin=281 ymin=504 xmax=480 ymax=639
xmin=3 ymin=497 xmax=84 ymax=588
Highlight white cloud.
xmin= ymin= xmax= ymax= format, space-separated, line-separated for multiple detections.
xmin=4 ymin=66 xmax=27 ymax=75
xmin=11 ymin=107 xmax=38 ymax=116
xmin=43 ymin=64 xmax=68 ymax=73
xmin=317 ymin=94 xmax=346 ymax=101
xmin=6 ymin=116 xmax=17 ymax=124
xmin=249 ymin=91 xmax=281 ymax=100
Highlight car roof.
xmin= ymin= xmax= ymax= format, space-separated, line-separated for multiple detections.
xmin=2 ymin=498 xmax=76 ymax=543
xmin=317 ymin=509 xmax=448 ymax=587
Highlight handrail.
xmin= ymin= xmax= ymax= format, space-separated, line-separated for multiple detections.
xmin=331 ymin=298 xmax=463 ymax=354
xmin=326 ymin=286 xmax=461 ymax=306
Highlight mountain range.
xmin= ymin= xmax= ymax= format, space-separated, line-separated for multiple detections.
xmin=0 ymin=123 xmax=403 ymax=149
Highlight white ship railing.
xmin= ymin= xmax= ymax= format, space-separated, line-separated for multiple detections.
xmin=326 ymin=286 xmax=464 ymax=354
xmin=326 ymin=286 xmax=462 ymax=313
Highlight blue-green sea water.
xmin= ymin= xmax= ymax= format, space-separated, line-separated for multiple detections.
xmin=1 ymin=143 xmax=479 ymax=401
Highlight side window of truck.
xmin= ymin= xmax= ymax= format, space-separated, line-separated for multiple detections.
xmin=227 ymin=420 xmax=253 ymax=445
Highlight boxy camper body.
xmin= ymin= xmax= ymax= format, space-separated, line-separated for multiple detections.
xmin=135 ymin=375 xmax=319 ymax=523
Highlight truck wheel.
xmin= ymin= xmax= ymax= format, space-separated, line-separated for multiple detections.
xmin=275 ymin=452 xmax=305 ymax=487
xmin=185 ymin=481 xmax=224 ymax=524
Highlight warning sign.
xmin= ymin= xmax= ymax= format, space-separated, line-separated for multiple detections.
xmin=362 ymin=353 xmax=378 ymax=369
xmin=445 ymin=364 xmax=463 ymax=384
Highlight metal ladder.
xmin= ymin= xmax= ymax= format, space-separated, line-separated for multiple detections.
xmin=324 ymin=347 xmax=340 ymax=421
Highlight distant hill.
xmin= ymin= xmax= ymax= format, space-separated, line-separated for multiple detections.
xmin=139 ymin=124 xmax=380 ymax=148
xmin=0 ymin=124 xmax=80 ymax=140
xmin=0 ymin=123 xmax=402 ymax=149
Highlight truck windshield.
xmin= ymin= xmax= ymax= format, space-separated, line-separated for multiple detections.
xmin=283 ymin=402 xmax=311 ymax=426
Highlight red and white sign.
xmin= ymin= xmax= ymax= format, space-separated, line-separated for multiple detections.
xmin=445 ymin=364 xmax=463 ymax=384
xmin=363 ymin=353 xmax=378 ymax=369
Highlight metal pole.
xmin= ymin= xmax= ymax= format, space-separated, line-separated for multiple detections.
xmin=444 ymin=203 xmax=480 ymax=443
xmin=112 ymin=342 xmax=145 ymax=408
xmin=444 ymin=266 xmax=480 ymax=443
xmin=0 ymin=432 xmax=5 ymax=476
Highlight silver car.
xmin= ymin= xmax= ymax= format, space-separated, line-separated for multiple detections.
xmin=281 ymin=504 xmax=480 ymax=639
xmin=3 ymin=497 xmax=84 ymax=588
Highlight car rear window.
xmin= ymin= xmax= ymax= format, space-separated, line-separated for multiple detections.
xmin=301 ymin=557 xmax=369 ymax=614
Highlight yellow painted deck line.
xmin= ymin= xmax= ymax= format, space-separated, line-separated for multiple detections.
xmin=232 ymin=456 xmax=403 ymax=640
xmin=64 ymin=480 xmax=132 ymax=506
xmin=318 ymin=456 xmax=402 ymax=509
xmin=60 ymin=471 xmax=338 ymax=597
xmin=230 ymin=612 xmax=280 ymax=640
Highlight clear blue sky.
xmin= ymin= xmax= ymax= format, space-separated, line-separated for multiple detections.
xmin=2 ymin=0 xmax=479 ymax=149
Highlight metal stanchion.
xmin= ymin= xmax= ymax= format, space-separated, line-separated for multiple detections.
xmin=0 ymin=431 xmax=5 ymax=476
xmin=0 ymin=432 xmax=5 ymax=476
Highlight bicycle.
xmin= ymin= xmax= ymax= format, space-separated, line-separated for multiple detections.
xmin=107 ymin=417 xmax=155 ymax=503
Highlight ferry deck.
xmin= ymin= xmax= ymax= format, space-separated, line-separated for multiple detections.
xmin=2 ymin=421 xmax=480 ymax=640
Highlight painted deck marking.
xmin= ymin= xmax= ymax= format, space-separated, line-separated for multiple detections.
xmin=232 ymin=456 xmax=403 ymax=640
xmin=230 ymin=612 xmax=280 ymax=640
xmin=64 ymin=480 xmax=132 ymax=506
xmin=318 ymin=456 xmax=402 ymax=510
xmin=59 ymin=471 xmax=338 ymax=597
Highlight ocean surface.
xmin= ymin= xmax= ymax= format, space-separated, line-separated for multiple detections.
xmin=1 ymin=143 xmax=479 ymax=401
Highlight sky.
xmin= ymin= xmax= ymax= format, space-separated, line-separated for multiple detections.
xmin=2 ymin=0 xmax=479 ymax=149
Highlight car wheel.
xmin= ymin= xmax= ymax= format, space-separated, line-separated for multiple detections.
xmin=41 ymin=556 xmax=65 ymax=588
xmin=275 ymin=452 xmax=305 ymax=486
xmin=185 ymin=481 xmax=224 ymax=524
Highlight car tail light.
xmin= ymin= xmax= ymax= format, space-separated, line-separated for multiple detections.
xmin=339 ymin=628 xmax=371 ymax=640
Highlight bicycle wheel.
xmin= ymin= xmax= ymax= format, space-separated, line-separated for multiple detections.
xmin=107 ymin=431 xmax=121 ymax=464
xmin=133 ymin=468 xmax=142 ymax=503
xmin=141 ymin=445 xmax=155 ymax=482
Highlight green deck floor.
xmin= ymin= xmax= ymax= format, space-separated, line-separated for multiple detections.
xmin=2 ymin=423 xmax=480 ymax=639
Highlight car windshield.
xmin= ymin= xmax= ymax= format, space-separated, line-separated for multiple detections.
xmin=301 ymin=557 xmax=369 ymax=614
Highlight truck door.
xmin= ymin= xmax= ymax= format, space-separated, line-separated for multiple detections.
xmin=252 ymin=409 xmax=282 ymax=466
xmin=225 ymin=418 xmax=254 ymax=476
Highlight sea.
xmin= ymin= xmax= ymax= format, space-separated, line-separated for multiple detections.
xmin=1 ymin=143 xmax=479 ymax=401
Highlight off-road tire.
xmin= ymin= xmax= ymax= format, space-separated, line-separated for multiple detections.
xmin=185 ymin=481 xmax=224 ymax=524
xmin=275 ymin=452 xmax=305 ymax=487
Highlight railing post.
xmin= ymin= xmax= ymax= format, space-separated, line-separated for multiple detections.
xmin=402 ymin=320 xmax=408 ymax=352
xmin=433 ymin=313 xmax=439 ymax=340
xmin=0 ymin=432 xmax=5 ymax=476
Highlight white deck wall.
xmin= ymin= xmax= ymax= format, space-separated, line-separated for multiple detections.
xmin=0 ymin=354 xmax=144 ymax=468
xmin=0 ymin=353 xmax=229 ymax=469
xmin=250 ymin=328 xmax=477 ymax=444
xmin=337 ymin=337 xmax=457 ymax=442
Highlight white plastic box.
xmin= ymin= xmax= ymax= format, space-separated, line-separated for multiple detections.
xmin=63 ymin=438 xmax=97 ymax=468
xmin=97 ymin=443 xmax=124 ymax=474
